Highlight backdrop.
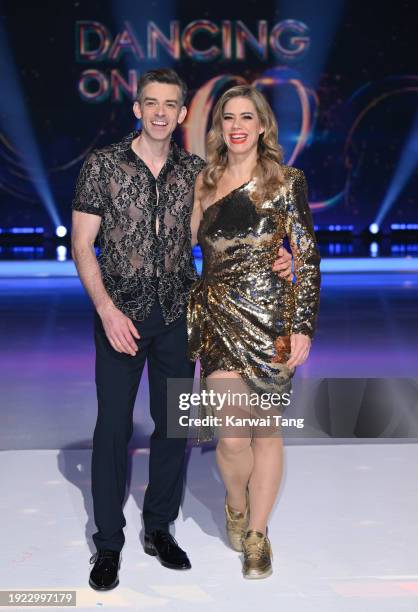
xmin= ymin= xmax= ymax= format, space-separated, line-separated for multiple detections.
xmin=1 ymin=0 xmax=416 ymax=234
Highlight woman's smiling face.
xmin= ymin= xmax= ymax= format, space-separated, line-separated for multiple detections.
xmin=221 ymin=96 xmax=264 ymax=155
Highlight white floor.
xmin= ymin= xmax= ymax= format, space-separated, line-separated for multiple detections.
xmin=1 ymin=443 xmax=418 ymax=611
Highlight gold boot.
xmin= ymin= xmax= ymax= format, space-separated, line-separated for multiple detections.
xmin=242 ymin=529 xmax=273 ymax=579
xmin=225 ymin=490 xmax=249 ymax=552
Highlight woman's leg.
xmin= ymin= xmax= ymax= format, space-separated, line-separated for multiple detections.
xmin=206 ymin=370 xmax=253 ymax=512
xmin=206 ymin=370 xmax=284 ymax=532
xmin=248 ymin=433 xmax=284 ymax=534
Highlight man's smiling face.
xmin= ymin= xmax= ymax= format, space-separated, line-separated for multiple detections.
xmin=133 ymin=82 xmax=187 ymax=142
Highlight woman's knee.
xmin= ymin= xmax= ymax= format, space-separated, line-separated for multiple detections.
xmin=217 ymin=437 xmax=251 ymax=456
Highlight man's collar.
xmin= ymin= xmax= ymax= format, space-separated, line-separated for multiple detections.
xmin=116 ymin=129 xmax=180 ymax=166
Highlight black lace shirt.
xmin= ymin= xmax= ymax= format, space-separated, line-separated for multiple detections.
xmin=72 ymin=131 xmax=206 ymax=323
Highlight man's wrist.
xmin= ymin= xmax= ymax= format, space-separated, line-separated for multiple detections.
xmin=96 ymin=299 xmax=116 ymax=318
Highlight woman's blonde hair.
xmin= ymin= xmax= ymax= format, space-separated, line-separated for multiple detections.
xmin=201 ymin=85 xmax=286 ymax=206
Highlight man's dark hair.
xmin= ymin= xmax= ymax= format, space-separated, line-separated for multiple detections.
xmin=136 ymin=68 xmax=188 ymax=106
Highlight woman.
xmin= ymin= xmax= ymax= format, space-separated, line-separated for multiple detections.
xmin=188 ymin=85 xmax=321 ymax=579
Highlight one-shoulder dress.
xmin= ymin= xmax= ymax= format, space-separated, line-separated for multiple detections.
xmin=187 ymin=166 xmax=321 ymax=440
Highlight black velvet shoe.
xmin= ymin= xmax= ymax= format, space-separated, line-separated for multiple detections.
xmin=89 ymin=549 xmax=121 ymax=590
xmin=144 ymin=530 xmax=191 ymax=570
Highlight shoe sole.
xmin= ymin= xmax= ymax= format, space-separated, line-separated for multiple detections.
xmin=89 ymin=555 xmax=121 ymax=591
xmin=144 ymin=542 xmax=191 ymax=570
xmin=89 ymin=578 xmax=119 ymax=591
xmin=243 ymin=567 xmax=273 ymax=580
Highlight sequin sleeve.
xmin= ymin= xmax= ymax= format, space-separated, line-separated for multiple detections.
xmin=72 ymin=151 xmax=108 ymax=217
xmin=285 ymin=169 xmax=321 ymax=339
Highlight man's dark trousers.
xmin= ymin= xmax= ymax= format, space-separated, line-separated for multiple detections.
xmin=91 ymin=297 xmax=194 ymax=553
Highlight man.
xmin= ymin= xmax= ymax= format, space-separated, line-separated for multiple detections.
xmin=71 ymin=68 xmax=293 ymax=591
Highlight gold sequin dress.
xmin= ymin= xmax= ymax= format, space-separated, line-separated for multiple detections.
xmin=187 ymin=166 xmax=321 ymax=440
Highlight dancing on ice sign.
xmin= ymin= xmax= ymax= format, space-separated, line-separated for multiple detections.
xmin=75 ymin=20 xmax=310 ymax=103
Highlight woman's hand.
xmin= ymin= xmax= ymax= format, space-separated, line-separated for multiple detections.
xmin=286 ymin=333 xmax=311 ymax=368
xmin=272 ymin=246 xmax=293 ymax=281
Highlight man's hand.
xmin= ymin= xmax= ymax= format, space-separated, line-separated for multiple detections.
xmin=272 ymin=246 xmax=293 ymax=281
xmin=286 ymin=333 xmax=311 ymax=368
xmin=98 ymin=303 xmax=140 ymax=356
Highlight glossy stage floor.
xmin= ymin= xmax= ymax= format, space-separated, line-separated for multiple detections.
xmin=1 ymin=263 xmax=417 ymax=611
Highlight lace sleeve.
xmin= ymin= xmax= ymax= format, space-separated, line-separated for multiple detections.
xmin=72 ymin=151 xmax=108 ymax=216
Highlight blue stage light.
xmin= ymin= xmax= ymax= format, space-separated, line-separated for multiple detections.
xmin=369 ymin=223 xmax=379 ymax=234
xmin=370 ymin=242 xmax=379 ymax=257
xmin=56 ymin=246 xmax=67 ymax=261
xmin=0 ymin=23 xmax=62 ymax=230
xmin=56 ymin=226 xmax=68 ymax=238
xmin=0 ymin=226 xmax=45 ymax=235
xmin=375 ymin=110 xmax=418 ymax=228
xmin=391 ymin=223 xmax=418 ymax=231
xmin=10 ymin=227 xmax=35 ymax=234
